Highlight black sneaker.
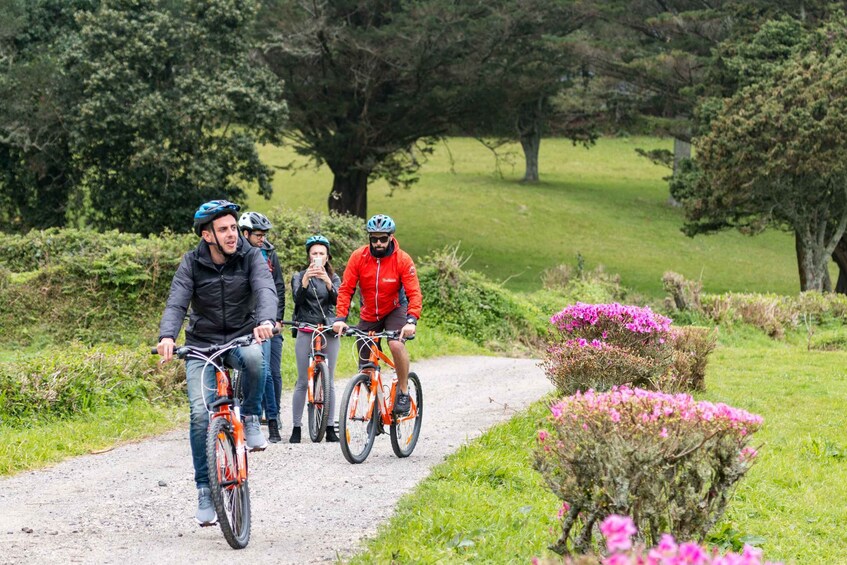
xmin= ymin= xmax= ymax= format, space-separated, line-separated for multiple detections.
xmin=393 ymin=392 xmax=411 ymax=416
xmin=289 ymin=426 xmax=301 ymax=444
xmin=325 ymin=426 xmax=339 ymax=443
xmin=268 ymin=419 xmax=282 ymax=443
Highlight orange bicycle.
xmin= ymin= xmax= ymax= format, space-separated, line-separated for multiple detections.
xmin=154 ymin=334 xmax=256 ymax=549
xmin=338 ymin=328 xmax=423 ymax=464
xmin=282 ymin=320 xmax=334 ymax=442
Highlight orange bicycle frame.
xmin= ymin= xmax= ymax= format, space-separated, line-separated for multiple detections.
xmin=213 ymin=368 xmax=247 ymax=484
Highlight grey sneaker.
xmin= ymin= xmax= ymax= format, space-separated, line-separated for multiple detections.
xmin=196 ymin=487 xmax=217 ymax=526
xmin=243 ymin=414 xmax=268 ymax=451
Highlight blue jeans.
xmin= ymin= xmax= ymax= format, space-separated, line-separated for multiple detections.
xmin=262 ymin=335 xmax=283 ymax=420
xmin=186 ymin=343 xmax=264 ymax=489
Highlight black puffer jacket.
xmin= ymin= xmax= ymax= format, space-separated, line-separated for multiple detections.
xmin=159 ymin=236 xmax=278 ymax=347
xmin=291 ymin=268 xmax=341 ymax=326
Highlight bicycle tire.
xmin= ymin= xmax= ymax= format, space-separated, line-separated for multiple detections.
xmin=308 ymin=361 xmax=330 ymax=442
xmin=206 ymin=416 xmax=251 ymax=549
xmin=339 ymin=373 xmax=378 ymax=464
xmin=390 ymin=372 xmax=423 ymax=458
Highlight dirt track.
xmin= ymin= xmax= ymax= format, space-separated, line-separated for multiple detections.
xmin=0 ymin=356 xmax=553 ymax=565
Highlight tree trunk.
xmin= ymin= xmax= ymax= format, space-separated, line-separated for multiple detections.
xmin=796 ymin=232 xmax=810 ymax=290
xmin=517 ymin=98 xmax=544 ymax=183
xmin=327 ymin=168 xmax=370 ymax=218
xmin=668 ymin=138 xmax=691 ymax=208
xmin=520 ymin=129 xmax=541 ymax=183
xmin=833 ymin=236 xmax=847 ymax=294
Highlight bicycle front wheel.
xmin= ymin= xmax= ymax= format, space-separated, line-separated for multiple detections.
xmin=307 ymin=361 xmax=330 ymax=443
xmin=390 ymin=372 xmax=423 ymax=458
xmin=206 ymin=417 xmax=251 ymax=549
xmin=339 ymin=373 xmax=377 ymax=464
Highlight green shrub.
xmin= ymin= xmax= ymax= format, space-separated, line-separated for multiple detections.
xmin=0 ymin=343 xmax=183 ymax=426
xmin=535 ymin=388 xmax=763 ymax=555
xmin=265 ymin=206 xmax=366 ymax=276
xmin=417 ymin=246 xmax=547 ymax=350
xmin=668 ymin=326 xmax=719 ymax=391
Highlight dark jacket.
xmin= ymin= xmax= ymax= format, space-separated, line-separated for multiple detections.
xmin=159 ymin=236 xmax=278 ymax=347
xmin=291 ymin=268 xmax=341 ymax=326
xmin=259 ymin=240 xmax=286 ymax=321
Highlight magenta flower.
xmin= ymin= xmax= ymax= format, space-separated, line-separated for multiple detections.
xmin=600 ymin=514 xmax=637 ymax=553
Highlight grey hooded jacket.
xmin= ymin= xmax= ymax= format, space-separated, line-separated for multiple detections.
xmin=159 ymin=236 xmax=278 ymax=347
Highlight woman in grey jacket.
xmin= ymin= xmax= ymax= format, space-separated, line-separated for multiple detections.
xmin=289 ymin=235 xmax=342 ymax=443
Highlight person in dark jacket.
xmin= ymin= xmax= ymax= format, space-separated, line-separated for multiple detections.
xmin=156 ymin=200 xmax=277 ymax=526
xmin=239 ymin=211 xmax=285 ymax=444
xmin=290 ymin=235 xmax=341 ymax=443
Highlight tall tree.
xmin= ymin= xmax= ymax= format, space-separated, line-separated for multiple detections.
xmin=674 ymin=21 xmax=847 ymax=291
xmin=70 ymin=0 xmax=287 ymax=234
xmin=260 ymin=0 xmax=553 ymax=217
xmin=0 ymin=0 xmax=97 ymax=231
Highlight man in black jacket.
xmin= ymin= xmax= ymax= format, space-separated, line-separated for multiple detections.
xmin=156 ymin=200 xmax=277 ymax=526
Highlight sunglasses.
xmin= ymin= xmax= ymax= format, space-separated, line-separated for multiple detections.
xmin=369 ymin=235 xmax=390 ymax=244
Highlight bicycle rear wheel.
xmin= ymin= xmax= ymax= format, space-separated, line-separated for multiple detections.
xmin=206 ymin=417 xmax=251 ymax=549
xmin=307 ymin=361 xmax=330 ymax=442
xmin=339 ymin=373 xmax=377 ymax=464
xmin=390 ymin=372 xmax=423 ymax=458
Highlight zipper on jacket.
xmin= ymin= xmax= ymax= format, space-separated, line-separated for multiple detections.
xmin=375 ymin=258 xmax=380 ymax=320
xmin=220 ymin=273 xmax=227 ymax=334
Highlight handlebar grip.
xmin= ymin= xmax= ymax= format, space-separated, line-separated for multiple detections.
xmin=150 ymin=347 xmax=159 ymax=355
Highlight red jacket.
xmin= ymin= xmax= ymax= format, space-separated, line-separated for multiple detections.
xmin=336 ymin=238 xmax=422 ymax=322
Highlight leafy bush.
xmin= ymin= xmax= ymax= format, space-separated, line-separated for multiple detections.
xmin=265 ymin=206 xmax=366 ymax=276
xmin=543 ymin=303 xmax=674 ymax=395
xmin=534 ymin=387 xmax=762 ymax=555
xmin=418 ymin=246 xmax=547 ymax=350
xmin=0 ymin=344 xmax=184 ymax=426
xmin=668 ymin=326 xmax=718 ymax=391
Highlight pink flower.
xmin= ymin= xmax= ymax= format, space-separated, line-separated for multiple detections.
xmin=600 ymin=515 xmax=637 ymax=553
xmin=659 ymin=428 xmax=668 ymax=438
xmin=677 ymin=541 xmax=709 ymax=564
xmin=537 ymin=430 xmax=549 ymax=442
xmin=557 ymin=501 xmax=570 ymax=519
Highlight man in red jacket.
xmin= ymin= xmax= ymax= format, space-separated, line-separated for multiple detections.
xmin=333 ymin=214 xmax=422 ymax=416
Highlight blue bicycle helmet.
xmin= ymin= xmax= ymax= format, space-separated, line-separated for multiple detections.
xmin=193 ymin=199 xmax=240 ymax=235
xmin=305 ymin=234 xmax=331 ymax=257
xmin=366 ymin=214 xmax=396 ymax=234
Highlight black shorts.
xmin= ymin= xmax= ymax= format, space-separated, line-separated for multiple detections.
xmin=355 ymin=306 xmax=407 ymax=364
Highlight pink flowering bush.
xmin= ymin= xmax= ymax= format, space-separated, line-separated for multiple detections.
xmin=544 ymin=303 xmax=676 ymax=394
xmin=534 ymin=387 xmax=762 ymax=555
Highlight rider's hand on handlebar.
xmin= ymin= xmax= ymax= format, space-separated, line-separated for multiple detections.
xmin=157 ymin=337 xmax=175 ymax=363
xmin=399 ymin=323 xmax=417 ymax=341
xmin=332 ymin=320 xmax=348 ymax=336
xmin=253 ymin=321 xmax=275 ymax=343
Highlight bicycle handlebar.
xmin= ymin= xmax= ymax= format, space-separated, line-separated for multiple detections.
xmin=341 ymin=327 xmax=415 ymax=341
xmin=151 ymin=327 xmax=280 ymax=357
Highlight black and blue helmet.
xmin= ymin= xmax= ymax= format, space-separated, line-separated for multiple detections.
xmin=306 ymin=234 xmax=331 ymax=258
xmin=193 ymin=200 xmax=240 ymax=235
xmin=366 ymin=214 xmax=395 ymax=234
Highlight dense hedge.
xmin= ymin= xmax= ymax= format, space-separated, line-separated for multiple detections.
xmin=0 ymin=208 xmax=365 ymax=346
xmin=0 ymin=343 xmax=183 ymax=426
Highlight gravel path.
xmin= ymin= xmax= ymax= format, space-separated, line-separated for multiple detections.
xmin=0 ymin=356 xmax=552 ymax=565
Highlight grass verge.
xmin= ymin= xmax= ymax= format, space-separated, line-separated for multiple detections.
xmin=350 ymin=329 xmax=847 ymax=564
xmin=0 ymin=400 xmax=184 ymax=476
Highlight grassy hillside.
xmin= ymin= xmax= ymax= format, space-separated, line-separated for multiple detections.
xmin=251 ymin=136 xmax=800 ymax=297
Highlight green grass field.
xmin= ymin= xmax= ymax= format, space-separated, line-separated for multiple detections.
xmin=251 ymin=136 xmax=800 ymax=297
xmin=354 ymin=327 xmax=847 ymax=563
